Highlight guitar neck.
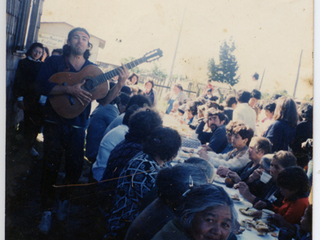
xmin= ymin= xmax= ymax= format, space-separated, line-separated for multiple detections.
xmin=94 ymin=57 xmax=144 ymax=86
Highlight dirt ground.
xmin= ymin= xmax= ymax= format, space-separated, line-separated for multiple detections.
xmin=5 ymin=127 xmax=106 ymax=240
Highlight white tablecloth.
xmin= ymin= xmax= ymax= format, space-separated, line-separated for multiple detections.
xmin=213 ymin=180 xmax=278 ymax=240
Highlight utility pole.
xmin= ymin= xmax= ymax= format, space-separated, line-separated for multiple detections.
xmin=168 ymin=8 xmax=186 ymax=84
xmin=259 ymin=68 xmax=265 ymax=91
xmin=293 ymin=50 xmax=303 ymax=99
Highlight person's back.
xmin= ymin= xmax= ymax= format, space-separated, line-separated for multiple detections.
xmin=233 ymin=90 xmax=256 ymax=132
xmin=125 ymin=163 xmax=208 ymax=240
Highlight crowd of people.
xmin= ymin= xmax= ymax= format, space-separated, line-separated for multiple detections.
xmin=12 ymin=27 xmax=313 ymax=240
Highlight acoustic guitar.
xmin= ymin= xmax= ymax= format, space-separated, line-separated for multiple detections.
xmin=49 ymin=49 xmax=163 ymax=119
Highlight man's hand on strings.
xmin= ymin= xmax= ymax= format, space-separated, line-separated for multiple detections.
xmin=117 ymin=63 xmax=129 ymax=87
xmin=67 ymin=82 xmax=92 ymax=105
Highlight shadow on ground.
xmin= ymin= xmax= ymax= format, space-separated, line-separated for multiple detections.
xmin=6 ymin=127 xmax=105 ymax=240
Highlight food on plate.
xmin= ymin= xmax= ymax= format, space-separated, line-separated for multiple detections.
xmin=230 ymin=194 xmax=240 ymax=201
xmin=239 ymin=208 xmax=257 ymax=216
xmin=255 ymin=220 xmax=269 ymax=232
xmin=270 ymin=232 xmax=278 ymax=237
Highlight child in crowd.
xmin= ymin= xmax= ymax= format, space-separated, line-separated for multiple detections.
xmin=198 ymin=123 xmax=253 ymax=172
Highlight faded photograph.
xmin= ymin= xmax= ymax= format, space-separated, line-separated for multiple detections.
xmin=6 ymin=0 xmax=314 ymax=239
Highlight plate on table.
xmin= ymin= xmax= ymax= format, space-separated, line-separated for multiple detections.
xmin=230 ymin=194 xmax=243 ymax=203
xmin=213 ymin=175 xmax=226 ymax=184
xmin=239 ymin=208 xmax=258 ymax=217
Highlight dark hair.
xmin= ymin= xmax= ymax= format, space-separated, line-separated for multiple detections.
xmin=299 ymin=102 xmax=313 ymax=121
xmin=273 ymin=150 xmax=297 ymax=168
xmin=143 ymin=127 xmax=181 ymax=161
xmin=52 ymin=48 xmax=63 ymax=55
xmin=128 ymin=108 xmax=163 ymax=141
xmin=63 ymin=27 xmax=92 ymax=60
xmin=185 ymin=157 xmax=214 ymax=183
xmin=232 ymin=124 xmax=254 ymax=146
xmin=126 ymin=94 xmax=151 ymax=109
xmin=42 ymin=47 xmax=50 ymax=61
xmin=253 ymin=72 xmax=259 ymax=80
xmin=128 ymin=73 xmax=139 ymax=85
xmin=273 ymin=97 xmax=298 ymax=127
xmin=174 ymin=83 xmax=183 ymax=91
xmin=225 ymin=95 xmax=237 ymax=107
xmin=206 ymin=109 xmax=227 ymax=124
xmin=177 ymin=184 xmax=237 ymax=231
xmin=26 ymin=42 xmax=44 ymax=57
xmin=145 ymin=79 xmax=154 ymax=88
xmin=277 ymin=166 xmax=310 ymax=199
xmin=271 ymin=94 xmax=282 ymax=101
xmin=225 ymin=120 xmax=245 ymax=135
xmin=236 ymin=90 xmax=251 ymax=103
xmin=264 ymin=102 xmax=276 ymax=113
xmin=186 ymin=100 xmax=202 ymax=116
xmin=156 ymin=163 xmax=208 ymax=208
xmin=118 ymin=92 xmax=130 ymax=107
xmin=251 ymin=89 xmax=261 ymax=100
xmin=122 ymin=104 xmax=140 ymax=126
xmin=250 ymin=137 xmax=272 ymax=154
xmin=206 ymin=101 xmax=224 ymax=111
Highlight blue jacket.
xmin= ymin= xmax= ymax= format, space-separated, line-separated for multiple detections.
xmin=208 ymin=125 xmax=228 ymax=153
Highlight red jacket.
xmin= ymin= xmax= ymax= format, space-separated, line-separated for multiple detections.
xmin=273 ymin=197 xmax=309 ymax=225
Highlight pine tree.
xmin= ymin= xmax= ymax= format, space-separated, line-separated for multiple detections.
xmin=207 ymin=39 xmax=240 ymax=86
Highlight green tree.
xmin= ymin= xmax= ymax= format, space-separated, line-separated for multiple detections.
xmin=207 ymin=39 xmax=240 ymax=86
xmin=207 ymin=58 xmax=219 ymax=81
xmin=151 ymin=63 xmax=167 ymax=80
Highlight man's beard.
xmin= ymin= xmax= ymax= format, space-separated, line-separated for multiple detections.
xmin=209 ymin=124 xmax=217 ymax=132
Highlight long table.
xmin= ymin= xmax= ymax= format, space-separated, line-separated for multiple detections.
xmin=213 ymin=179 xmax=278 ymax=240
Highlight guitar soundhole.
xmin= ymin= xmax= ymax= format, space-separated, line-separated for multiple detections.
xmin=82 ymin=78 xmax=95 ymax=92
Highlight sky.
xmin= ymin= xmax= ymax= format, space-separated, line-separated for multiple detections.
xmin=40 ymin=0 xmax=313 ymax=99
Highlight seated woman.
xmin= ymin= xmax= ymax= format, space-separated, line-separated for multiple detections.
xmin=125 ymin=163 xmax=208 ymax=240
xmin=183 ymin=100 xmax=203 ymax=129
xmin=152 ymin=184 xmax=237 ymax=240
xmin=143 ymin=79 xmax=158 ymax=107
xmin=270 ymin=166 xmax=310 ymax=225
xmin=105 ymin=127 xmax=181 ymax=239
xmin=264 ymin=97 xmax=298 ymax=152
xmin=198 ymin=123 xmax=254 ymax=172
xmin=217 ymin=137 xmax=272 ymax=183
xmin=234 ymin=151 xmax=297 ymax=210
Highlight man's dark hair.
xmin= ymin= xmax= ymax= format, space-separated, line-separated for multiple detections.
xmin=253 ymin=72 xmax=259 ymax=80
xmin=128 ymin=108 xmax=163 ymax=141
xmin=206 ymin=109 xmax=227 ymax=124
xmin=128 ymin=73 xmax=139 ymax=85
xmin=225 ymin=95 xmax=237 ymax=107
xmin=26 ymin=42 xmax=44 ymax=57
xmin=251 ymin=89 xmax=261 ymax=100
xmin=63 ymin=27 xmax=93 ymax=60
xmin=236 ymin=90 xmax=251 ymax=103
xmin=143 ymin=127 xmax=181 ymax=161
xmin=52 ymin=48 xmax=63 ymax=55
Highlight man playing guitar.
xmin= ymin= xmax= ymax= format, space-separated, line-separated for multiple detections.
xmin=36 ymin=27 xmax=129 ymax=233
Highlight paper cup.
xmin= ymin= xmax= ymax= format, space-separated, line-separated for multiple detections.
xmin=260 ymin=171 xmax=272 ymax=183
xmin=261 ymin=209 xmax=275 ymax=223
